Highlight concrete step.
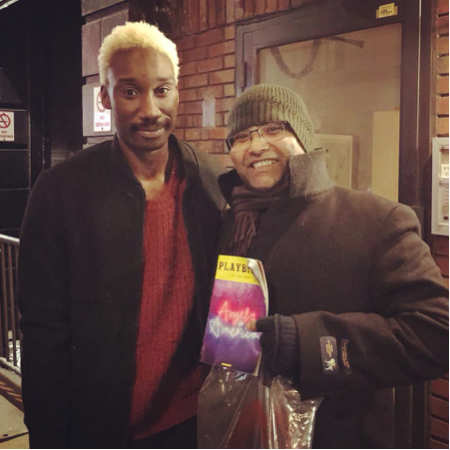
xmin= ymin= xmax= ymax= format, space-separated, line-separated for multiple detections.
xmin=0 ymin=366 xmax=28 ymax=449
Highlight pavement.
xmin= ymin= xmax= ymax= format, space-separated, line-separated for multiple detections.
xmin=0 ymin=366 xmax=28 ymax=449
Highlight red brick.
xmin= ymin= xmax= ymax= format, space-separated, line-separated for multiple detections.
xmin=177 ymin=103 xmax=185 ymax=115
xmin=209 ymin=127 xmax=229 ymax=139
xmin=200 ymin=0 xmax=208 ymax=31
xmin=198 ymin=85 xmax=224 ymax=99
xmin=437 ymin=15 xmax=449 ymax=35
xmin=245 ymin=0 xmax=254 ymax=18
xmin=208 ymin=0 xmax=217 ymax=28
xmin=213 ymin=140 xmax=227 ymax=153
xmin=437 ymin=36 xmax=449 ymax=56
xmin=226 ymin=0 xmax=235 ymax=23
xmin=437 ymin=116 xmax=449 ymax=135
xmin=215 ymin=112 xmax=225 ymax=126
xmin=198 ymin=57 xmax=224 ymax=73
xmin=438 ymin=55 xmax=449 ymax=75
xmin=179 ymin=61 xmax=198 ymax=77
xmin=210 ymin=69 xmax=235 ymax=85
xmin=174 ymin=128 xmax=185 ymax=141
xmin=224 ymin=54 xmax=235 ymax=68
xmin=182 ymin=0 xmax=193 ymax=35
xmin=224 ymin=111 xmax=231 ymax=123
xmin=176 ymin=35 xmax=196 ymax=51
xmin=217 ymin=0 xmax=226 ymax=25
xmin=432 ymin=235 xmax=450 ymax=256
xmin=225 ymin=25 xmax=236 ymax=40
xmin=185 ymin=114 xmax=202 ymax=127
xmin=437 ymin=76 xmax=449 ymax=95
xmin=428 ymin=439 xmax=448 ymax=450
xmin=176 ymin=115 xmax=186 ymax=128
xmin=185 ymin=127 xmax=209 ymax=140
xmin=185 ymin=101 xmax=204 ymax=114
xmin=438 ymin=0 xmax=449 ymax=15
xmin=224 ymin=83 xmax=236 ymax=97
xmin=179 ymin=89 xmax=198 ymax=102
xmin=216 ymin=97 xmax=235 ymax=112
xmin=191 ymin=0 xmax=200 ymax=34
xmin=178 ymin=77 xmax=185 ymax=89
xmin=430 ymin=396 xmax=449 ymax=420
xmin=197 ymin=28 xmax=225 ymax=48
xmin=266 ymin=0 xmax=277 ymax=13
xmin=255 ymin=0 xmax=265 ymax=15
xmin=431 ymin=417 xmax=449 ymax=441
xmin=235 ymin=0 xmax=244 ymax=20
xmin=437 ymin=96 xmax=449 ymax=115
xmin=183 ymin=73 xmax=209 ymax=88
xmin=182 ymin=47 xmax=209 ymax=63
xmin=436 ymin=253 xmax=449 ymax=276
xmin=278 ymin=0 xmax=289 ymax=9
xmin=209 ymin=40 xmax=236 ymax=57
xmin=196 ymin=140 xmax=215 ymax=153
xmin=431 ymin=378 xmax=449 ymax=398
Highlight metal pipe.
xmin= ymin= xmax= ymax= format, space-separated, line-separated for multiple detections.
xmin=0 ymin=234 xmax=19 ymax=246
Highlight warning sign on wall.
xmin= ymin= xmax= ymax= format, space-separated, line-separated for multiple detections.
xmin=0 ymin=111 xmax=14 ymax=142
xmin=94 ymin=86 xmax=111 ymax=132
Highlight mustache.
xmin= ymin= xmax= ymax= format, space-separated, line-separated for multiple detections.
xmin=131 ymin=119 xmax=171 ymax=131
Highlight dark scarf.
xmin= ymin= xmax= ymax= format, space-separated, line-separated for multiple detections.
xmin=227 ymin=173 xmax=290 ymax=256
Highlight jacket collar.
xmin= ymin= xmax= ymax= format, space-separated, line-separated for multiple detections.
xmin=108 ymin=133 xmax=200 ymax=193
xmin=218 ymin=149 xmax=334 ymax=203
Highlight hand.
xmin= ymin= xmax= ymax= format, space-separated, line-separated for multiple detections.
xmin=248 ymin=314 xmax=300 ymax=378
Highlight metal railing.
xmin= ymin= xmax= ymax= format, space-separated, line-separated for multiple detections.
xmin=0 ymin=233 xmax=21 ymax=374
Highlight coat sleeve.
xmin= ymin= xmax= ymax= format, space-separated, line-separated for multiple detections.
xmin=18 ymin=171 xmax=71 ymax=448
xmin=294 ymin=203 xmax=449 ymax=400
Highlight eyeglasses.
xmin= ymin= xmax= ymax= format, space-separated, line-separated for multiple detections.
xmin=227 ymin=121 xmax=288 ymax=152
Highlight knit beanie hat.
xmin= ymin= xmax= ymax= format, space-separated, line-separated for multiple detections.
xmin=227 ymin=84 xmax=315 ymax=153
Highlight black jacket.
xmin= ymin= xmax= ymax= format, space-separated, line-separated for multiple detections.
xmin=18 ymin=135 xmax=226 ymax=448
xmin=218 ymin=151 xmax=449 ymax=448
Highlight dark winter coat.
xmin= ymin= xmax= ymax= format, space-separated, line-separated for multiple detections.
xmin=218 ymin=150 xmax=449 ymax=449
xmin=18 ymin=135 xmax=226 ymax=449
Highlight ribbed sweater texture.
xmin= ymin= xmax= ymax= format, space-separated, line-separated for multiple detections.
xmin=128 ymin=163 xmax=207 ymax=440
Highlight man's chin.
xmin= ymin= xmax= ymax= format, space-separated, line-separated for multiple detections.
xmin=246 ymin=178 xmax=284 ymax=192
xmin=131 ymin=132 xmax=172 ymax=152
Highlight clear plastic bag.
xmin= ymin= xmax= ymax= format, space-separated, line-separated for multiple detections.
xmin=198 ymin=366 xmax=322 ymax=449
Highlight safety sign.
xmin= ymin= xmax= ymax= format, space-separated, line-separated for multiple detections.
xmin=0 ymin=111 xmax=14 ymax=142
xmin=94 ymin=86 xmax=111 ymax=132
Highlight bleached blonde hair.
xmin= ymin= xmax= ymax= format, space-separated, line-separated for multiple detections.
xmin=98 ymin=21 xmax=180 ymax=85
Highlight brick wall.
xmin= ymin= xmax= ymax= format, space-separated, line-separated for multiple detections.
xmin=173 ymin=0 xmax=301 ymax=167
xmin=428 ymin=1 xmax=449 ymax=448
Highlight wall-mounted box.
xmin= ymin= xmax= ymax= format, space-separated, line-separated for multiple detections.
xmin=431 ymin=137 xmax=449 ymax=236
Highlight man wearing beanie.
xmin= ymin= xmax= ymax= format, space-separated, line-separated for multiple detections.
xmin=18 ymin=22 xmax=225 ymax=449
xmin=216 ymin=84 xmax=448 ymax=448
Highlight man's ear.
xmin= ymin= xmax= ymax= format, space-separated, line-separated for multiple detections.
xmin=100 ymin=85 xmax=112 ymax=110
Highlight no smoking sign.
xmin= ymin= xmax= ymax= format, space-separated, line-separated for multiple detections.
xmin=93 ymin=86 xmax=111 ymax=132
xmin=0 ymin=111 xmax=14 ymax=142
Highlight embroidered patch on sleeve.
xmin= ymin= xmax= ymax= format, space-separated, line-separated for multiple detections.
xmin=320 ymin=336 xmax=339 ymax=375
xmin=340 ymin=339 xmax=353 ymax=374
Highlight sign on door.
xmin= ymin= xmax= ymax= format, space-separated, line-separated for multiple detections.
xmin=0 ymin=111 xmax=14 ymax=142
xmin=94 ymin=86 xmax=111 ymax=132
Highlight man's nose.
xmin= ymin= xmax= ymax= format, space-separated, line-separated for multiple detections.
xmin=248 ymin=133 xmax=269 ymax=155
xmin=140 ymin=94 xmax=162 ymax=120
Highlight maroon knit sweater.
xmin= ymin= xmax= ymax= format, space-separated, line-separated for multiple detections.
xmin=128 ymin=164 xmax=207 ymax=440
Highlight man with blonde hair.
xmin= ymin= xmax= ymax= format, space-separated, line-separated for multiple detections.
xmin=19 ymin=21 xmax=225 ymax=449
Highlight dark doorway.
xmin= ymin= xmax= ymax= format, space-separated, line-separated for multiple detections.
xmin=0 ymin=0 xmax=83 ymax=236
